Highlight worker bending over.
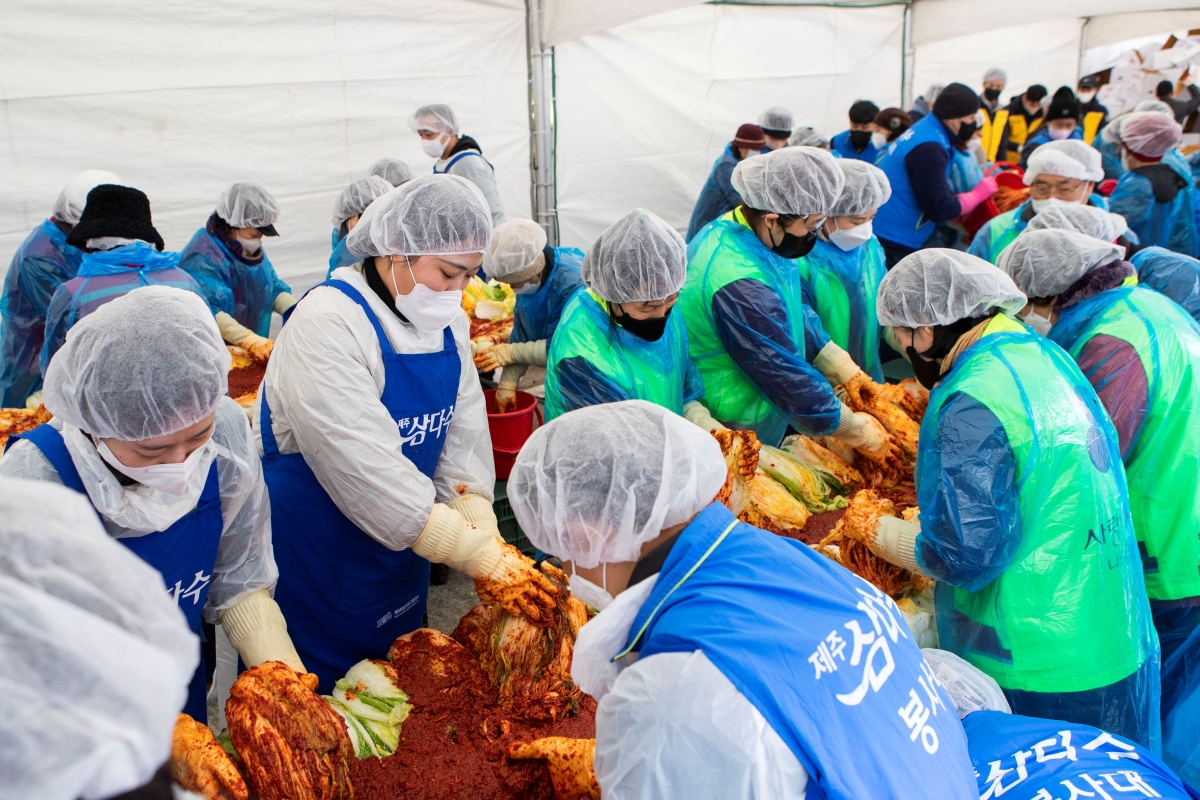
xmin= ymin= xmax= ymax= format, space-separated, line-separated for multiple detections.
xmin=328 ymin=175 xmax=394 ymax=277
xmin=1109 ymin=113 xmax=1199 ymax=258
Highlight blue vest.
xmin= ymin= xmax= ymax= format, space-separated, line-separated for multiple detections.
xmin=964 ymin=710 xmax=1200 ymax=799
xmin=874 ymin=115 xmax=955 ymax=249
xmin=831 ymin=130 xmax=880 ymax=163
xmin=622 ymin=502 xmax=976 ymax=800
xmin=511 ymin=247 xmax=585 ymax=345
xmin=433 ymin=149 xmax=495 ymax=175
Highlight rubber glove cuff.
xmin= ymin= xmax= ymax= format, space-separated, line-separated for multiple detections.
xmin=273 ymin=291 xmax=297 ymax=315
xmin=956 ymin=175 xmax=999 ymax=217
xmin=683 ymin=400 xmax=727 ymax=433
xmin=448 ymin=493 xmax=499 ymax=536
xmin=507 ymin=339 xmax=548 ymax=367
xmin=411 ymin=504 xmax=503 ymax=577
xmin=813 ymin=341 xmax=864 ymax=386
xmin=499 ymin=365 xmax=529 ymax=387
xmin=215 ymin=311 xmax=256 ymax=346
xmin=833 ymin=404 xmax=866 ymax=446
xmin=219 ymin=589 xmax=306 ymax=672
xmin=874 ymin=516 xmax=925 ymax=575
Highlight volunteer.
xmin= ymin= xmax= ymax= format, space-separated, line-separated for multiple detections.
xmin=924 ymin=649 xmax=1197 ymax=799
xmin=874 ymin=83 xmax=999 ymax=267
xmin=369 ymin=157 xmax=414 ymax=187
xmin=854 ymin=248 xmax=1159 ymax=745
xmin=1077 ymin=75 xmax=1109 ymax=138
xmin=999 ymin=229 xmax=1200 ymax=781
xmin=1022 ymin=200 xmax=1128 ymax=241
xmin=40 ymin=185 xmax=203 ymax=374
xmin=1157 ymin=80 xmax=1200 ymax=125
xmin=758 ymin=107 xmax=793 ymax=151
xmin=680 ymin=146 xmax=902 ymax=470
xmin=831 ymin=100 xmax=881 ymax=162
xmin=473 ymin=218 xmax=585 ymax=412
xmin=1 ymin=286 xmax=301 ymax=722
xmin=788 ymin=126 xmax=830 ymax=149
xmin=797 ymin=159 xmax=891 ymax=381
xmin=1131 ymin=247 xmax=1200 ymax=322
xmin=872 ymin=107 xmax=912 ymax=153
xmin=979 ymin=68 xmax=1006 ymax=116
xmin=1109 ymin=112 xmax=1199 ymax=257
xmin=506 ymin=400 xmax=978 ymax=799
xmin=1018 ymin=86 xmax=1083 ymax=167
xmin=0 ymin=169 xmax=119 ymax=408
xmin=328 ymin=175 xmax=393 ymax=277
xmin=178 ymin=182 xmax=295 ymax=362
xmin=410 ymin=103 xmax=506 ymax=225
xmin=0 ymin=475 xmax=200 ymax=800
xmin=1098 ymin=100 xmax=1176 ymax=180
xmin=257 ymin=174 xmax=555 ymax=691
xmin=686 ymin=124 xmax=766 ymax=242
xmin=969 ymin=140 xmax=1105 ymax=264
xmin=544 ymin=209 xmax=702 ymax=420
xmin=908 ymin=84 xmax=942 ymax=123
xmin=995 ymin=84 xmax=1048 ymax=164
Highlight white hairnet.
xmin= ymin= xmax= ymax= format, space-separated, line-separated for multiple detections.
xmin=1023 ymin=140 xmax=1103 ymax=184
xmin=508 ymin=400 xmax=727 ymax=569
xmin=997 ymin=229 xmax=1125 ymax=300
xmin=0 ymin=475 xmax=197 ymax=800
xmin=983 ymin=67 xmax=1007 ymax=84
xmin=731 ymin=147 xmax=845 ymax=217
xmin=758 ymin=107 xmax=793 ymax=133
xmin=43 ymin=286 xmax=230 ymax=441
xmin=346 ymin=174 xmax=492 ymax=259
xmin=1119 ymin=112 xmax=1183 ymax=158
xmin=921 ymin=649 xmax=1010 ymax=719
xmin=877 ymin=249 xmax=1028 ymax=328
xmin=830 ymin=160 xmax=892 ymax=217
xmin=789 ymin=127 xmax=829 ymax=149
xmin=368 ymin=157 xmax=414 ymax=187
xmin=1024 ymin=203 xmax=1128 ymax=242
xmin=580 ymin=208 xmax=687 ymax=303
xmin=1101 ymin=101 xmax=1174 ymax=144
xmin=410 ymin=103 xmax=458 ymax=135
xmin=216 ymin=182 xmax=280 ymax=229
xmin=332 ymin=175 xmax=393 ymax=227
xmin=485 ymin=219 xmax=548 ymax=282
xmin=52 ymin=170 xmax=122 ymax=226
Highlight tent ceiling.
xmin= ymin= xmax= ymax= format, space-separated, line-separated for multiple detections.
xmin=1082 ymin=9 xmax=1200 ymax=50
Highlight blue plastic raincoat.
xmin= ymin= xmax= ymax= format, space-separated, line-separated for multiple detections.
xmin=796 ymin=237 xmax=887 ymax=381
xmin=177 ymin=227 xmax=290 ymax=337
xmin=511 ymin=247 xmax=585 ymax=346
xmin=1132 ymin=247 xmax=1200 ymax=321
xmin=1110 ymin=159 xmax=1200 ymax=257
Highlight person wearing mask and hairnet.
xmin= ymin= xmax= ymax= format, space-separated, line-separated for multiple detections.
xmin=506 ymin=400 xmax=978 ymax=800
xmin=473 ymin=219 xmax=585 ymax=412
xmin=327 ymin=175 xmax=394 ymax=277
xmin=995 ymin=84 xmax=1049 ymax=164
xmin=1018 ymin=87 xmax=1084 ymax=167
xmin=0 ymin=476 xmax=203 ymax=800
xmin=40 ymin=185 xmax=204 ymax=375
xmin=831 ymin=100 xmax=882 ymax=162
xmin=1 ymin=286 xmax=301 ymax=722
xmin=856 ymin=249 xmax=1159 ymax=745
xmin=758 ymin=107 xmax=793 ymax=152
xmin=969 ymin=139 xmax=1106 ymax=264
xmin=1109 ymin=112 xmax=1199 ymax=258
xmin=544 ymin=209 xmax=702 ymax=420
xmin=410 ymin=103 xmax=506 ymax=225
xmin=979 ymin=67 xmax=1007 ymax=116
xmin=369 ymin=156 xmax=414 ymax=188
xmin=788 ymin=126 xmax=830 ymax=150
xmin=0 ymin=169 xmax=119 ymax=408
xmin=925 ymin=649 xmax=1199 ymax=799
xmin=680 ymin=147 xmax=903 ymax=470
xmin=908 ymin=84 xmax=942 ymax=123
xmin=178 ymin=183 xmax=295 ymax=363
xmin=875 ymin=83 xmax=1000 ymax=267
xmin=258 ymin=174 xmax=555 ymax=691
xmin=687 ymin=124 xmax=767 ymax=242
xmin=797 ymin=160 xmax=892 ymax=381
xmin=1098 ymin=101 xmax=1177 ymax=180
xmin=1023 ymin=200 xmax=1129 ymax=241
xmin=998 ymin=229 xmax=1200 ymax=782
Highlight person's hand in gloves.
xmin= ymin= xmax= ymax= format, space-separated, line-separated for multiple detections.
xmin=495 ymin=382 xmax=518 ymax=413
xmin=474 ymin=340 xmax=548 ymax=373
xmin=171 ymin=713 xmax=250 ymax=800
xmin=839 ymin=490 xmax=925 ymax=574
xmin=507 ymin=738 xmax=601 ymax=800
xmin=833 ymin=405 xmax=904 ymax=472
xmin=215 ymin=310 xmax=274 ymax=363
xmin=219 ymin=589 xmax=306 ymax=673
xmin=812 ymin=341 xmax=866 ymax=387
xmin=241 ymin=333 xmax=274 ymax=364
xmin=956 ymin=175 xmax=999 ymax=217
xmin=683 ymin=400 xmax=727 ymax=433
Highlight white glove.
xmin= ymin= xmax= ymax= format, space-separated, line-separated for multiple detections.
xmin=813 ymin=341 xmax=865 ymax=386
xmin=873 ymin=516 xmax=925 ymax=574
xmin=273 ymin=291 xmax=297 ymax=315
xmin=24 ymin=390 xmax=44 ymax=411
xmin=448 ymin=493 xmax=499 ymax=538
xmin=831 ymin=405 xmax=880 ymax=448
xmin=411 ymin=503 xmax=503 ymax=577
xmin=683 ymin=401 xmax=727 ymax=433
xmin=219 ymin=589 xmax=306 ymax=672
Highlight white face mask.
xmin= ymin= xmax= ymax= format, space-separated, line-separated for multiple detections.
xmin=1030 ymin=197 xmax=1077 ymax=213
xmin=421 ymin=135 xmax=448 ymax=158
xmin=870 ymin=131 xmax=888 ymax=150
xmin=569 ymin=563 xmax=614 ymax=611
xmin=97 ymin=438 xmax=211 ymax=497
xmin=1078 ymin=90 xmax=1096 ymax=103
xmin=237 ymin=236 xmax=262 ymax=254
xmin=389 ymin=256 xmax=465 ymax=332
xmin=1048 ymin=126 xmax=1074 ymax=141
xmin=1022 ymin=309 xmax=1054 ymax=336
xmin=512 ymin=281 xmax=541 ymax=296
xmin=827 ymin=220 xmax=874 ymax=252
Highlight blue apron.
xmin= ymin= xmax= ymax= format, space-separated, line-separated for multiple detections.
xmin=621 ymin=502 xmax=976 ymax=800
xmin=6 ymin=424 xmax=223 ymax=721
xmin=263 ymin=279 xmax=459 ymax=693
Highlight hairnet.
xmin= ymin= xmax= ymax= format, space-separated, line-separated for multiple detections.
xmin=1023 ymin=139 xmax=1104 ymax=184
xmin=409 ymin=103 xmax=458 ymax=135
xmin=347 ymin=174 xmax=492 ymax=259
xmin=731 ymin=147 xmax=845 ymax=217
xmin=921 ymin=649 xmax=1011 ymax=719
xmin=332 ymin=175 xmax=393 ymax=227
xmin=1101 ymin=101 xmax=1174 ymax=144
xmin=983 ymin=67 xmax=1007 ymax=84
xmin=216 ymin=182 xmax=280 ymax=229
xmin=508 ymin=400 xmax=727 ymax=568
xmin=788 ymin=126 xmax=829 ymax=148
xmin=0 ymin=475 xmax=198 ymax=800
xmin=997 ymin=229 xmax=1125 ymax=299
xmin=1119 ymin=111 xmax=1183 ymax=158
xmin=877 ymin=249 xmax=1028 ymax=328
xmin=485 ymin=219 xmax=548 ymax=281
xmin=1024 ymin=203 xmax=1128 ymax=242
xmin=52 ymin=170 xmax=122 ymax=226
xmin=758 ymin=107 xmax=793 ymax=134
xmin=43 ymin=286 xmax=230 ymax=441
xmin=368 ymin=157 xmax=414 ymax=187
xmin=580 ymin=209 xmax=686 ymax=303
xmin=830 ymin=160 xmax=892 ymax=217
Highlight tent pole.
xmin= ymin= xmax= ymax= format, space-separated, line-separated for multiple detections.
xmin=526 ymin=0 xmax=558 ymax=246
xmin=901 ymin=2 xmax=914 ymax=110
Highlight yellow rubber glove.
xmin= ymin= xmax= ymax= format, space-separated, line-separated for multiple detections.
xmin=495 ymin=381 xmax=519 ymax=413
xmin=219 ymin=589 xmax=306 ymax=673
xmin=813 ymin=341 xmax=865 ymax=386
xmin=215 ymin=311 xmax=273 ymax=363
xmin=448 ymin=493 xmax=499 ymax=537
xmin=683 ymin=400 xmax=727 ymax=433
xmin=273 ymin=291 xmax=297 ymax=315
xmin=873 ymin=516 xmax=925 ymax=574
xmin=832 ymin=404 xmax=904 ymax=472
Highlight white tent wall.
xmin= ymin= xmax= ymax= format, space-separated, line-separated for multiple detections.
xmin=0 ymin=0 xmax=531 ymax=298
xmin=552 ymin=3 xmax=905 ymax=248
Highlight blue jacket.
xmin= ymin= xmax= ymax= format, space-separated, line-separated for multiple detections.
xmin=178 ymin=227 xmax=291 ymax=337
xmin=874 ymin=115 xmax=957 ymax=249
xmin=687 ymin=144 xmax=745 ymax=242
xmin=1132 ymin=246 xmax=1200 ymax=322
xmin=511 ymin=246 xmax=585 ymax=345
xmin=831 ymin=130 xmax=880 ymax=163
xmin=1111 ymin=160 xmax=1200 ymax=258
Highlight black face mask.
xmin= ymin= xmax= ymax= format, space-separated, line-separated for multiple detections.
xmin=613 ymin=304 xmax=672 ymax=342
xmin=983 ymin=87 xmax=1001 ymax=102
xmin=907 ymin=346 xmax=943 ymax=390
xmin=849 ymin=129 xmax=872 ymax=152
xmin=956 ymin=120 xmax=978 ymax=145
xmin=771 ymin=228 xmax=818 ymax=259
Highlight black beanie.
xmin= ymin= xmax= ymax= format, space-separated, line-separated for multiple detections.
xmin=66 ymin=185 xmax=165 ymax=250
xmin=1044 ymin=86 xmax=1081 ymax=122
xmin=849 ymin=100 xmax=881 ymax=124
xmin=932 ymin=83 xmax=981 ymax=120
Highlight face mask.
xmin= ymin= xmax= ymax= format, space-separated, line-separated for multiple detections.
xmin=907 ymin=345 xmax=943 ymax=390
xmin=513 ymin=281 xmax=541 ymax=296
xmin=1078 ymin=90 xmax=1096 ymax=103
xmin=870 ymin=131 xmax=888 ymax=150
xmin=237 ymin=237 xmax=262 ymax=254
xmin=983 ymin=87 xmax=1001 ymax=102
xmin=1030 ymin=197 xmax=1077 ymax=213
xmin=828 ymin=220 xmax=873 ymax=252
xmin=390 ymin=256 xmax=465 ymax=332
xmin=1048 ymin=126 xmax=1073 ymax=141
xmin=569 ymin=565 xmax=614 ymax=611
xmin=613 ymin=304 xmax=672 ymax=342
xmin=1022 ymin=309 xmax=1053 ymax=336
xmin=421 ymin=136 xmax=448 ymax=158
xmin=848 ymin=129 xmax=872 ymax=152
xmin=956 ymin=120 xmax=978 ymax=143
xmin=97 ymin=438 xmax=210 ymax=497
xmin=772 ymin=228 xmax=818 ymax=259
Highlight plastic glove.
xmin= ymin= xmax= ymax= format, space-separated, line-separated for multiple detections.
xmin=495 ymin=382 xmax=518 ymax=413
xmin=956 ymin=175 xmax=999 ymax=217
xmin=171 ymin=713 xmax=249 ymax=800
xmin=219 ymin=589 xmax=306 ymax=673
xmin=812 ymin=341 xmax=865 ymax=386
xmin=507 ymin=738 xmax=600 ymax=800
xmin=240 ymin=333 xmax=274 ymax=364
xmin=474 ymin=342 xmax=514 ymax=372
xmin=683 ymin=400 xmax=727 ymax=433
xmin=448 ymin=493 xmax=499 ymax=538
